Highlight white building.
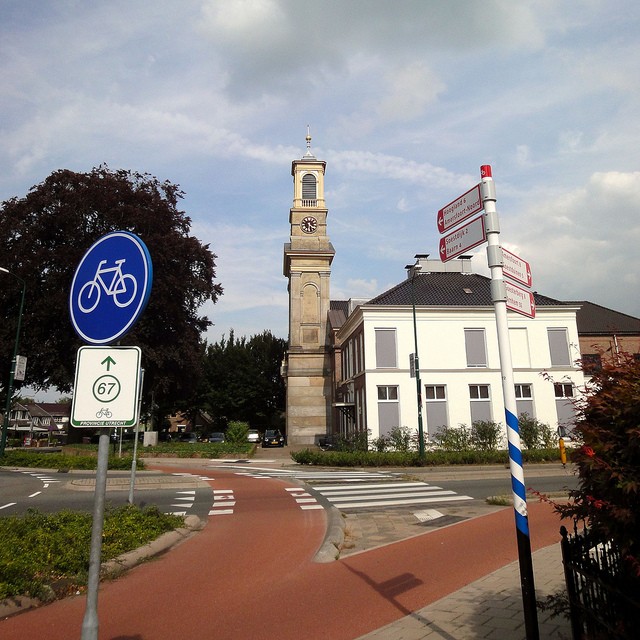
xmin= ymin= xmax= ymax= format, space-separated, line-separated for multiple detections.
xmin=330 ymin=255 xmax=584 ymax=444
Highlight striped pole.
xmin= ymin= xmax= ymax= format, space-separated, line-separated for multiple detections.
xmin=481 ymin=165 xmax=539 ymax=640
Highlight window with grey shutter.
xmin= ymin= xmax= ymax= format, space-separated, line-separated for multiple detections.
xmin=554 ymin=382 xmax=576 ymax=435
xmin=515 ymin=383 xmax=534 ymax=418
xmin=464 ymin=329 xmax=487 ymax=367
xmin=548 ymin=328 xmax=571 ymax=366
xmin=469 ymin=384 xmax=492 ymax=422
xmin=375 ymin=329 xmax=397 ymax=368
xmin=302 ymin=173 xmax=316 ymax=201
xmin=425 ymin=385 xmax=448 ymax=436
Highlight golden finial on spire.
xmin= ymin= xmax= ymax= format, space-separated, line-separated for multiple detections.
xmin=304 ymin=125 xmax=314 ymax=157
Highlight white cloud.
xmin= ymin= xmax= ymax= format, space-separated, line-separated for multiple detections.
xmin=376 ymin=62 xmax=445 ymax=123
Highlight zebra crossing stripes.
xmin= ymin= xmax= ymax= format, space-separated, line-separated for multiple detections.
xmin=233 ymin=467 xmax=397 ymax=482
xmin=312 ymin=481 xmax=473 ymax=510
xmin=209 ymin=489 xmax=235 ymax=516
xmin=285 ymin=487 xmax=323 ymax=510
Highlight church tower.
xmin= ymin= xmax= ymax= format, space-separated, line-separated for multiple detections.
xmin=283 ymin=132 xmax=335 ymax=445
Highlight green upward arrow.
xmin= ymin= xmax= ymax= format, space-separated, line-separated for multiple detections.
xmin=101 ymin=356 xmax=116 ymax=371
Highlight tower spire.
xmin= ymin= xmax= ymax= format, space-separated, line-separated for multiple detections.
xmin=304 ymin=125 xmax=315 ymax=158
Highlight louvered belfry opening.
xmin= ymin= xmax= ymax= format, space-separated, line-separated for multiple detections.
xmin=302 ymin=173 xmax=317 ymax=206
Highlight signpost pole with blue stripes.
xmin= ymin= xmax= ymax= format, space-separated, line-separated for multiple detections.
xmin=480 ymin=165 xmax=540 ymax=640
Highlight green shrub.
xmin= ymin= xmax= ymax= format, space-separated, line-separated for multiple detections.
xmin=518 ymin=413 xmax=553 ymax=449
xmin=0 ymin=450 xmax=143 ymax=470
xmin=386 ymin=426 xmax=416 ymax=452
xmin=470 ymin=420 xmax=501 ymax=451
xmin=292 ymin=447 xmax=562 ymax=467
xmin=225 ymin=421 xmax=249 ymax=444
xmin=137 ymin=441 xmax=253 ymax=457
xmin=0 ymin=506 xmax=182 ymax=600
xmin=432 ymin=425 xmax=473 ymax=451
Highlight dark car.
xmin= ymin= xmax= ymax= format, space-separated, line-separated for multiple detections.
xmin=262 ymin=429 xmax=285 ymax=448
xmin=177 ymin=432 xmax=199 ymax=443
xmin=208 ymin=432 xmax=225 ymax=443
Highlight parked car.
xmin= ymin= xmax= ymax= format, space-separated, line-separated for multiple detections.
xmin=262 ymin=429 xmax=285 ymax=448
xmin=208 ymin=432 xmax=225 ymax=443
xmin=177 ymin=432 xmax=199 ymax=443
xmin=247 ymin=429 xmax=260 ymax=444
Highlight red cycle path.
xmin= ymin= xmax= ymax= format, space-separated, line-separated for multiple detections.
xmin=0 ymin=466 xmax=564 ymax=639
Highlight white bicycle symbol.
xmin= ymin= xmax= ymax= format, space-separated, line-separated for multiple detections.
xmin=78 ymin=259 xmax=137 ymax=313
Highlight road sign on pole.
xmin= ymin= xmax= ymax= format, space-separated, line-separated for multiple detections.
xmin=69 ymin=231 xmax=153 ymax=345
xmin=439 ymin=215 xmax=487 ymax=262
xmin=502 ymin=248 xmax=533 ymax=288
xmin=71 ymin=346 xmax=142 ymax=428
xmin=505 ymin=280 xmax=536 ymax=318
xmin=437 ymin=183 xmax=483 ymax=233
xmin=480 ymin=165 xmax=540 ymax=639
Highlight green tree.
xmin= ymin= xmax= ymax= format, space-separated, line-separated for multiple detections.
xmin=200 ymin=330 xmax=286 ymax=429
xmin=0 ymin=166 xmax=222 ymax=413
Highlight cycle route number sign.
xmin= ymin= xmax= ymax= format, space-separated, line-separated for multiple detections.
xmin=69 ymin=231 xmax=153 ymax=345
xmin=71 ymin=346 xmax=142 ymax=428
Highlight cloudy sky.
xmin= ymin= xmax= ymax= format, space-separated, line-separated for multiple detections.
xmin=2 ymin=0 xmax=639 ymax=355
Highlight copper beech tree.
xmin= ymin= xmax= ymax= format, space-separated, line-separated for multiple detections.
xmin=0 ymin=166 xmax=222 ymax=413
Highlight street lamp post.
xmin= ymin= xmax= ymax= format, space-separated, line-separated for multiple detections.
xmin=407 ymin=261 xmax=426 ymax=460
xmin=1 ymin=268 xmax=26 ymax=456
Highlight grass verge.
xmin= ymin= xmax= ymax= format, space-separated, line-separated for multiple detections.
xmin=0 ymin=505 xmax=183 ymax=602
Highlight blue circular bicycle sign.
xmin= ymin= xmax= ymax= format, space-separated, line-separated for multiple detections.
xmin=69 ymin=231 xmax=153 ymax=344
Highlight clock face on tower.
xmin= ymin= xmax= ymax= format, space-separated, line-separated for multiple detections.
xmin=300 ymin=216 xmax=318 ymax=234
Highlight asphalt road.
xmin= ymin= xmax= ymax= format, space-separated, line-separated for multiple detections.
xmin=0 ymin=467 xmax=214 ymax=519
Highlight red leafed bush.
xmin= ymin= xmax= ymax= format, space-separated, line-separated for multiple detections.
xmin=559 ymin=351 xmax=640 ymax=574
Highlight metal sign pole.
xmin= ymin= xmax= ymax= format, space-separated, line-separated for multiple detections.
xmin=81 ymin=428 xmax=110 ymax=640
xmin=129 ymin=368 xmax=144 ymax=505
xmin=480 ymin=165 xmax=539 ymax=640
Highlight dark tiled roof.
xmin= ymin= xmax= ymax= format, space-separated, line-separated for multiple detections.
xmin=328 ymin=308 xmax=346 ymax=330
xmin=367 ymin=273 xmax=564 ymax=307
xmin=36 ymin=402 xmax=71 ymax=416
xmin=569 ymin=301 xmax=640 ymax=335
xmin=330 ymin=300 xmax=349 ymax=315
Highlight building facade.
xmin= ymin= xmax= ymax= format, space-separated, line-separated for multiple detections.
xmin=331 ymin=256 xmax=586 ymax=444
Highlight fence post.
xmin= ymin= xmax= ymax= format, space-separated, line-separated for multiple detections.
xmin=560 ymin=525 xmax=584 ymax=640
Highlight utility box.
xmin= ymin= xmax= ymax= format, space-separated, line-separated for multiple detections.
xmin=143 ymin=431 xmax=158 ymax=447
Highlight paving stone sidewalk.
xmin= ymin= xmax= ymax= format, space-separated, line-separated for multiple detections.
xmin=354 ymin=544 xmax=570 ymax=640
xmin=334 ymin=505 xmax=570 ymax=639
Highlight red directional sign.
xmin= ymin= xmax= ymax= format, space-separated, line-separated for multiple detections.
xmin=502 ymin=248 xmax=532 ymax=288
xmin=437 ymin=183 xmax=483 ymax=234
xmin=505 ymin=281 xmax=536 ymax=318
xmin=439 ymin=215 xmax=487 ymax=262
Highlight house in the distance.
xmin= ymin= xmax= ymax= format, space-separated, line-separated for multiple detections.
xmin=571 ymin=300 xmax=640 ymax=372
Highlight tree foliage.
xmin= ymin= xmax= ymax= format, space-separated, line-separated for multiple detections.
xmin=557 ymin=352 xmax=640 ymax=573
xmin=200 ymin=330 xmax=286 ymax=429
xmin=0 ymin=166 xmax=222 ymax=410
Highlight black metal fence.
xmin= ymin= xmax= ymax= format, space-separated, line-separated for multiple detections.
xmin=560 ymin=523 xmax=640 ymax=639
